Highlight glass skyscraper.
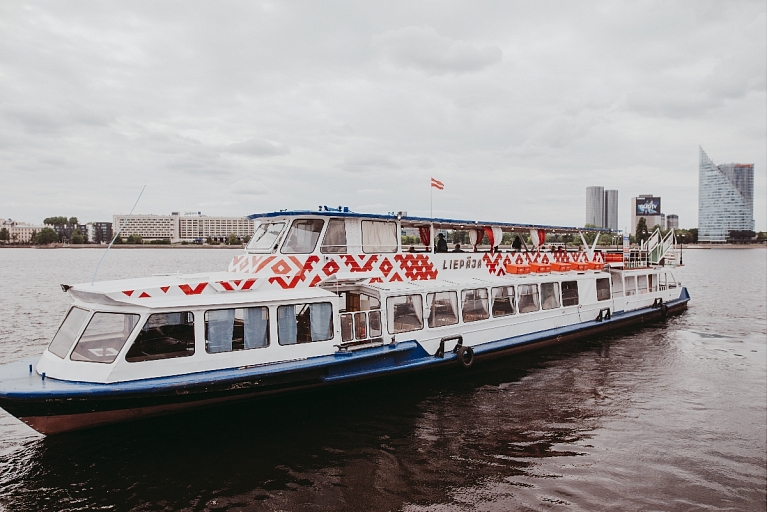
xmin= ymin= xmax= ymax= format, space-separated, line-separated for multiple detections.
xmin=698 ymin=147 xmax=754 ymax=242
xmin=586 ymin=186 xmax=604 ymax=227
xmin=586 ymin=186 xmax=618 ymax=230
xmin=604 ymin=189 xmax=619 ymax=231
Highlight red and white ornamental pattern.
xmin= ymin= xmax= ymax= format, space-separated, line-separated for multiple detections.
xmin=116 ymin=278 xmax=258 ymax=301
xmin=106 ymin=250 xmax=604 ymax=300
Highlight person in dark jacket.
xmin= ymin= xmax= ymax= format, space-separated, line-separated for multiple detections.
xmin=512 ymin=235 xmax=522 ymax=251
xmin=435 ymin=233 xmax=448 ymax=253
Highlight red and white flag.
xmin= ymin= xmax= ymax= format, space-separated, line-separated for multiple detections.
xmin=430 ymin=177 xmax=444 ymax=190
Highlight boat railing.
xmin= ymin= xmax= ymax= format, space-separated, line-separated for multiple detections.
xmin=337 ymin=309 xmax=383 ymax=351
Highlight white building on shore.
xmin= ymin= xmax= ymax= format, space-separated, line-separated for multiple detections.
xmin=1 ymin=219 xmax=47 ymax=243
xmin=112 ymin=212 xmax=256 ymax=243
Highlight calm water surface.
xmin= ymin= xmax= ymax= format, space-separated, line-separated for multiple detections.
xmin=0 ymin=247 xmax=764 ymax=511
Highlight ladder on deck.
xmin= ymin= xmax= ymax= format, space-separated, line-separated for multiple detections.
xmin=645 ymin=229 xmax=681 ymax=265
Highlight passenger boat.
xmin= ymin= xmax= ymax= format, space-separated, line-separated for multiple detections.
xmin=0 ymin=208 xmax=689 ymax=434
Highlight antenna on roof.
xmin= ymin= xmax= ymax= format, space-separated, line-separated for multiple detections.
xmin=91 ymin=185 xmax=146 ymax=285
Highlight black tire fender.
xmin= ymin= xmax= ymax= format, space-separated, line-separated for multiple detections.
xmin=661 ymin=304 xmax=669 ymax=318
xmin=456 ymin=345 xmax=474 ymax=369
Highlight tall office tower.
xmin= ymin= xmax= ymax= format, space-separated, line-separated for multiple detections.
xmin=666 ymin=215 xmax=679 ymax=230
xmin=586 ymin=186 xmax=605 ymax=227
xmin=698 ymin=147 xmax=754 ymax=242
xmin=604 ymin=189 xmax=619 ymax=231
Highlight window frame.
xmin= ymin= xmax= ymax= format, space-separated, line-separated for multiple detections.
xmin=491 ymin=286 xmax=516 ymax=318
xmin=246 ymin=221 xmax=287 ymax=253
xmin=361 ymin=220 xmax=398 ymax=254
xmin=125 ymin=311 xmax=196 ymax=363
xmin=70 ymin=311 xmax=141 ymax=364
xmin=426 ymin=291 xmax=459 ymax=328
xmin=204 ymin=306 xmax=270 ymax=354
xmin=320 ymin=218 xmax=348 ymax=254
xmin=48 ymin=306 xmax=91 ymax=359
xmin=386 ymin=294 xmax=424 ymax=334
xmin=461 ymin=288 xmax=490 ymax=323
xmin=277 ymin=302 xmax=335 ymax=345
xmin=281 ymin=219 xmax=325 ymax=255
xmin=518 ymin=284 xmax=540 ymax=314
xmin=596 ymin=278 xmax=611 ymax=301
xmin=624 ymin=276 xmax=637 ymax=296
xmin=561 ymin=281 xmax=579 ymax=307
xmin=540 ymin=282 xmax=561 ymax=310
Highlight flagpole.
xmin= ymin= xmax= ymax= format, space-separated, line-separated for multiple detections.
xmin=430 ymin=180 xmax=433 ymax=219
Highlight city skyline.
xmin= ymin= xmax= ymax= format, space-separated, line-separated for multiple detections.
xmin=0 ymin=3 xmax=764 ymax=232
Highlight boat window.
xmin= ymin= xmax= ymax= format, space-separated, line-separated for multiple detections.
xmin=353 ymin=312 xmax=368 ymax=339
xmin=462 ymin=288 xmax=490 ymax=322
xmin=611 ymin=272 xmax=624 ymax=298
xmin=340 ymin=314 xmax=353 ymax=342
xmin=340 ymin=309 xmax=382 ymax=343
xmin=561 ymin=281 xmax=579 ymax=307
xmin=637 ymin=275 xmax=648 ymax=294
xmin=426 ymin=291 xmax=459 ymax=328
xmin=369 ymin=310 xmax=382 ymax=337
xmin=624 ymin=276 xmax=636 ymax=296
xmin=518 ymin=284 xmax=540 ymax=313
xmin=205 ymin=307 xmax=269 ymax=353
xmin=649 ymin=274 xmax=658 ymax=292
xmin=362 ymin=220 xmax=398 ymax=253
xmin=491 ymin=286 xmax=516 ymax=317
xmin=70 ymin=313 xmax=140 ymax=363
xmin=126 ymin=312 xmax=195 ymax=362
xmin=282 ymin=219 xmax=324 ymax=254
xmin=541 ymin=283 xmax=561 ymax=310
xmin=48 ymin=306 xmax=90 ymax=359
xmin=387 ymin=294 xmax=423 ymax=334
xmin=320 ymin=218 xmax=347 ymax=254
xmin=341 ymin=292 xmax=380 ymax=312
xmin=247 ymin=222 xmax=286 ymax=252
xmin=597 ymin=278 xmax=611 ymax=301
xmin=277 ymin=302 xmax=334 ymax=345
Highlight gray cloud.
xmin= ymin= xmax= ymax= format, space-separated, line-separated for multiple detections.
xmin=226 ymin=139 xmax=291 ymax=156
xmin=231 ymin=179 xmax=271 ymax=196
xmin=374 ymin=26 xmax=502 ymax=75
xmin=0 ymin=2 xmax=764 ymax=231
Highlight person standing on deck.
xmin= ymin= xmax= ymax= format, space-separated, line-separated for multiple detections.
xmin=435 ymin=233 xmax=448 ymax=253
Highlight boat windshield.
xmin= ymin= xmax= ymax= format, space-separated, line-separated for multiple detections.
xmin=247 ymin=222 xmax=286 ymax=253
xmin=48 ymin=307 xmax=90 ymax=358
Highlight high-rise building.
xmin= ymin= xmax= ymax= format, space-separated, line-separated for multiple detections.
xmin=604 ymin=189 xmax=619 ymax=231
xmin=586 ymin=186 xmax=618 ymax=230
xmin=586 ymin=186 xmax=605 ymax=227
xmin=666 ymin=215 xmax=679 ymax=230
xmin=698 ymin=147 xmax=754 ymax=242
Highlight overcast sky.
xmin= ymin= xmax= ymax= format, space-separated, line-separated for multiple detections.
xmin=1 ymin=1 xmax=765 ymax=232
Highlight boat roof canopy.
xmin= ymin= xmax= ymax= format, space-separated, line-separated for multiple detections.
xmin=247 ymin=209 xmax=611 ymax=233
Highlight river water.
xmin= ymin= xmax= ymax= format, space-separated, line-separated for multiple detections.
xmin=0 ymin=248 xmax=764 ymax=511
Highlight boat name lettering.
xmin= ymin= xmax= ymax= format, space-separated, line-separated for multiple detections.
xmin=442 ymin=257 xmax=484 ymax=270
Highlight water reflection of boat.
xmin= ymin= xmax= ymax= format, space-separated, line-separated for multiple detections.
xmin=0 ymin=209 xmax=689 ymax=434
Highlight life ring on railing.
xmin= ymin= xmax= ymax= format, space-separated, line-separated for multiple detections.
xmin=455 ymin=345 xmax=474 ymax=368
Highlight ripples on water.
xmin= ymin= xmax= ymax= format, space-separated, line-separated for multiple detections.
xmin=0 ymin=248 xmax=764 ymax=511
